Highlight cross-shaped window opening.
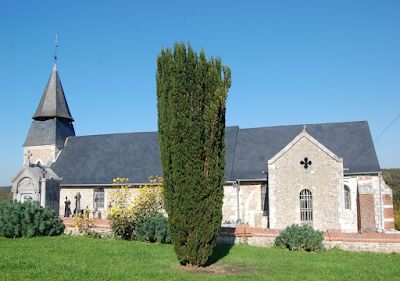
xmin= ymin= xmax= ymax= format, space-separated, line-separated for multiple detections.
xmin=300 ymin=157 xmax=312 ymax=169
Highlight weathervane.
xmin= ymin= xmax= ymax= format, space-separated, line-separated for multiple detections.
xmin=53 ymin=34 xmax=59 ymax=63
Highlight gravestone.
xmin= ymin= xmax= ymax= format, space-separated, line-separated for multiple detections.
xmin=74 ymin=192 xmax=81 ymax=217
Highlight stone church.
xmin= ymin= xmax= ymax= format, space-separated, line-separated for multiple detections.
xmin=11 ymin=63 xmax=396 ymax=233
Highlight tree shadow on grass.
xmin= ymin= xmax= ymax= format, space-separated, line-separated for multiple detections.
xmin=204 ymin=243 xmax=234 ymax=267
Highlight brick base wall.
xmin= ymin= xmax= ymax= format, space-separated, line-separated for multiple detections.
xmin=61 ymin=217 xmax=111 ymax=229
xmin=218 ymin=224 xmax=400 ymax=253
xmin=59 ymin=218 xmax=400 ymax=253
xmin=359 ymin=194 xmax=376 ymax=232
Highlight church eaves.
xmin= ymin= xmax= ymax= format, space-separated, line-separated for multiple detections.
xmin=32 ymin=64 xmax=74 ymax=122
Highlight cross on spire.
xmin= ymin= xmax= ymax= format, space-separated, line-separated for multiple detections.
xmin=53 ymin=34 xmax=59 ymax=63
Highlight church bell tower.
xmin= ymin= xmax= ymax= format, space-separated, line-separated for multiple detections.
xmin=23 ymin=63 xmax=75 ymax=166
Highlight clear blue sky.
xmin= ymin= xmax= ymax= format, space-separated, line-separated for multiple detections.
xmin=1 ymin=0 xmax=399 ymax=186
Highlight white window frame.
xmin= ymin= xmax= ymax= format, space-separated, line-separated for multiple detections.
xmin=94 ymin=188 xmax=105 ymax=210
xmin=344 ymin=185 xmax=350 ymax=210
xmin=300 ymin=189 xmax=313 ymax=225
xmin=261 ymin=184 xmax=269 ymax=216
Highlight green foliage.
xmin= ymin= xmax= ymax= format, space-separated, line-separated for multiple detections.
xmin=136 ymin=213 xmax=171 ymax=244
xmin=382 ymin=168 xmax=400 ymax=210
xmin=0 ymin=199 xmax=64 ymax=238
xmin=274 ymin=224 xmax=326 ymax=252
xmin=108 ymin=177 xmax=164 ymax=240
xmin=0 ymin=187 xmax=12 ymax=204
xmin=157 ymin=42 xmax=231 ymax=266
xmin=382 ymin=169 xmax=400 ymax=230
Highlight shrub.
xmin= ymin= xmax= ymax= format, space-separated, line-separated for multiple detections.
xmin=108 ymin=176 xmax=164 ymax=240
xmin=136 ymin=213 xmax=171 ymax=244
xmin=0 ymin=199 xmax=65 ymax=238
xmin=274 ymin=224 xmax=326 ymax=252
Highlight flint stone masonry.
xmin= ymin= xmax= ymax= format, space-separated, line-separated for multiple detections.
xmin=60 ymin=186 xmax=141 ymax=218
xmin=268 ymin=134 xmax=344 ymax=231
xmin=222 ymin=185 xmax=238 ymax=223
xmin=222 ymin=184 xmax=267 ymax=227
xmin=23 ymin=146 xmax=62 ymax=166
xmin=341 ymin=177 xmax=358 ymax=233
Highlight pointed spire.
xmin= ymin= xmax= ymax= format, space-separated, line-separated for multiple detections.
xmin=32 ymin=64 xmax=74 ymax=122
xmin=53 ymin=34 xmax=59 ymax=64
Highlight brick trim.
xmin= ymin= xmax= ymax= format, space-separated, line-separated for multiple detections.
xmin=219 ymin=224 xmax=400 ymax=243
xmin=61 ymin=217 xmax=111 ymax=229
xmin=60 ymin=219 xmax=399 ymax=243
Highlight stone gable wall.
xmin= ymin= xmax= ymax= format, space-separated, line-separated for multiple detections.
xmin=268 ymin=137 xmax=344 ymax=231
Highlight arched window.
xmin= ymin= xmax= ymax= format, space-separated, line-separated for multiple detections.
xmin=261 ymin=184 xmax=268 ymax=216
xmin=344 ymin=186 xmax=350 ymax=209
xmin=94 ymin=188 xmax=105 ymax=210
xmin=300 ymin=189 xmax=312 ymax=224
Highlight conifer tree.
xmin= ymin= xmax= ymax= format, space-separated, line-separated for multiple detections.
xmin=156 ymin=42 xmax=231 ymax=266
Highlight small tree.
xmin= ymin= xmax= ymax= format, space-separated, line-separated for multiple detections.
xmin=157 ymin=42 xmax=231 ymax=266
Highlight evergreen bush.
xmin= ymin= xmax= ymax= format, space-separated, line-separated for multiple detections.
xmin=274 ymin=224 xmax=326 ymax=252
xmin=157 ymin=42 xmax=231 ymax=266
xmin=136 ymin=213 xmax=171 ymax=244
xmin=0 ymin=199 xmax=65 ymax=238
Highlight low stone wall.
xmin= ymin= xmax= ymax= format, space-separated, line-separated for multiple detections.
xmin=218 ymin=224 xmax=400 ymax=253
xmin=59 ymin=218 xmax=400 ymax=253
xmin=61 ymin=217 xmax=112 ymax=236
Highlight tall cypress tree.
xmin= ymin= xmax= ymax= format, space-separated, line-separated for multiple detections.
xmin=156 ymin=42 xmax=231 ymax=266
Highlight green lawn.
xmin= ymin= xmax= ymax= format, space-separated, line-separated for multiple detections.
xmin=0 ymin=236 xmax=399 ymax=280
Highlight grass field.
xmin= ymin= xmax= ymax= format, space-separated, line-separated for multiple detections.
xmin=0 ymin=236 xmax=399 ymax=280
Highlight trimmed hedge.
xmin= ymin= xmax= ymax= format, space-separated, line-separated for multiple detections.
xmin=0 ymin=200 xmax=64 ymax=238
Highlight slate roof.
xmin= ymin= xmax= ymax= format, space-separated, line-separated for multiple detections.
xmin=231 ymin=121 xmax=381 ymax=180
xmin=23 ymin=119 xmax=75 ymax=147
xmin=24 ymin=64 xmax=76 ymax=147
xmin=32 ymin=64 xmax=74 ymax=122
xmin=51 ymin=121 xmax=381 ymax=186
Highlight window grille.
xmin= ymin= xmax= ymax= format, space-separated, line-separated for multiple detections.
xmin=261 ymin=184 xmax=268 ymax=216
xmin=344 ymin=186 xmax=350 ymax=209
xmin=94 ymin=188 xmax=105 ymax=209
xmin=300 ymin=189 xmax=312 ymax=224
